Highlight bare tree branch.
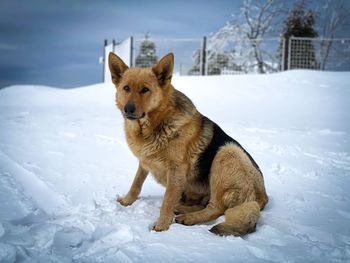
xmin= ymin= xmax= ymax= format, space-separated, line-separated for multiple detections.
xmin=317 ymin=0 xmax=350 ymax=69
xmin=241 ymin=0 xmax=286 ymax=73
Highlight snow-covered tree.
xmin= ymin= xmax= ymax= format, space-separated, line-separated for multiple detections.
xmin=135 ymin=34 xmax=158 ymax=68
xmin=241 ymin=0 xmax=285 ymax=73
xmin=205 ymin=23 xmax=247 ymax=74
xmin=202 ymin=0 xmax=285 ymax=74
xmin=207 ymin=50 xmax=244 ymax=75
xmin=188 ymin=44 xmax=244 ymax=75
xmin=188 ymin=49 xmax=201 ymax=75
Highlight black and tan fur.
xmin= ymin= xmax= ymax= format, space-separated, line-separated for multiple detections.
xmin=108 ymin=52 xmax=268 ymax=236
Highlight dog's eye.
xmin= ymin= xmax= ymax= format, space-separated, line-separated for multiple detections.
xmin=123 ymin=86 xmax=130 ymax=92
xmin=140 ymin=87 xmax=150 ymax=94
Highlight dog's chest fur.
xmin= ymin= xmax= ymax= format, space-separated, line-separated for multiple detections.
xmin=125 ymin=117 xmax=194 ymax=179
xmin=123 ymin=91 xmax=214 ymax=187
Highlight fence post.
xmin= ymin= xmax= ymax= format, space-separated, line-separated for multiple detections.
xmin=281 ymin=37 xmax=285 ymax=71
xmin=201 ymin=36 xmax=207 ymax=75
xmin=287 ymin=37 xmax=292 ymax=70
xmin=103 ymin=39 xmax=107 ymax=82
xmin=130 ymin=36 xmax=134 ymax=67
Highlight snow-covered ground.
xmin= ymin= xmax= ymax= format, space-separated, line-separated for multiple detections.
xmin=0 ymin=71 xmax=350 ymax=262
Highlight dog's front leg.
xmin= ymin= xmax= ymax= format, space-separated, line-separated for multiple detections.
xmin=117 ymin=162 xmax=149 ymax=206
xmin=154 ymin=166 xmax=186 ymax=231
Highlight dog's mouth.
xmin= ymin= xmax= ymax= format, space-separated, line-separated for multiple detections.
xmin=125 ymin=112 xmax=146 ymax=120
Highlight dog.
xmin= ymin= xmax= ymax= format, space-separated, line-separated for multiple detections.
xmin=108 ymin=52 xmax=268 ymax=236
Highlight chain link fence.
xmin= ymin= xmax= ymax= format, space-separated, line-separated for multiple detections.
xmin=103 ymin=35 xmax=350 ymax=81
xmin=286 ymin=37 xmax=350 ymax=71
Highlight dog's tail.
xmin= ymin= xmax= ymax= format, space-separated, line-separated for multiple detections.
xmin=209 ymin=201 xmax=260 ymax=236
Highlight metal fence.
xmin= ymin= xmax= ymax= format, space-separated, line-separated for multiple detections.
xmin=103 ymin=36 xmax=350 ymax=81
xmin=285 ymin=37 xmax=350 ymax=71
xmin=206 ymin=37 xmax=282 ymax=74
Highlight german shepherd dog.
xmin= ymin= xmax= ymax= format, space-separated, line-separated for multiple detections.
xmin=109 ymin=52 xmax=268 ymax=236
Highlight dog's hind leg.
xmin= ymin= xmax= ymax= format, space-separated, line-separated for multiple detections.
xmin=175 ymin=202 xmax=224 ymax=225
xmin=207 ymin=144 xmax=264 ymax=236
xmin=175 ymin=143 xmax=263 ymax=231
xmin=209 ymin=201 xmax=260 ymax=236
xmin=175 ymin=204 xmax=206 ymax=215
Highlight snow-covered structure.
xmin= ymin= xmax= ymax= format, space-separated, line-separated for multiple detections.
xmin=103 ymin=37 xmax=132 ymax=83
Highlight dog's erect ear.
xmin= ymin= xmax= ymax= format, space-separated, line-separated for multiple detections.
xmin=108 ymin=52 xmax=129 ymax=86
xmin=152 ymin=53 xmax=174 ymax=87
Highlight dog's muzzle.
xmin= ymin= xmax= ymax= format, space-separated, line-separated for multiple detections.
xmin=125 ymin=112 xmax=145 ymax=120
xmin=124 ymin=103 xmax=145 ymax=120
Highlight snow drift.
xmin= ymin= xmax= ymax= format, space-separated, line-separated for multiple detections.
xmin=0 ymin=71 xmax=349 ymax=262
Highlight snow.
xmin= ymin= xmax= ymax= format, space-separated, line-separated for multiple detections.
xmin=0 ymin=70 xmax=350 ymax=262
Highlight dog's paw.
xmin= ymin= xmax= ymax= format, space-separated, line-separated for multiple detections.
xmin=152 ymin=223 xmax=169 ymax=232
xmin=152 ymin=217 xmax=172 ymax=232
xmin=175 ymin=214 xmax=196 ymax=225
xmin=209 ymin=225 xmax=226 ymax=236
xmin=117 ymin=196 xmax=135 ymax=206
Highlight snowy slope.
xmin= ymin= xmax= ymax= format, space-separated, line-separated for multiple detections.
xmin=0 ymin=71 xmax=350 ymax=262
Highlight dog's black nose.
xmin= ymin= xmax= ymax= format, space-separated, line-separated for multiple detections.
xmin=124 ymin=103 xmax=136 ymax=115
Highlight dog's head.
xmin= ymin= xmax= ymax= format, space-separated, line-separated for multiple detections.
xmin=108 ymin=52 xmax=174 ymax=121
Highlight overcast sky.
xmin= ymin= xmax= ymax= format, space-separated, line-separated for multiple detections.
xmin=0 ymin=0 xmax=349 ymax=88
